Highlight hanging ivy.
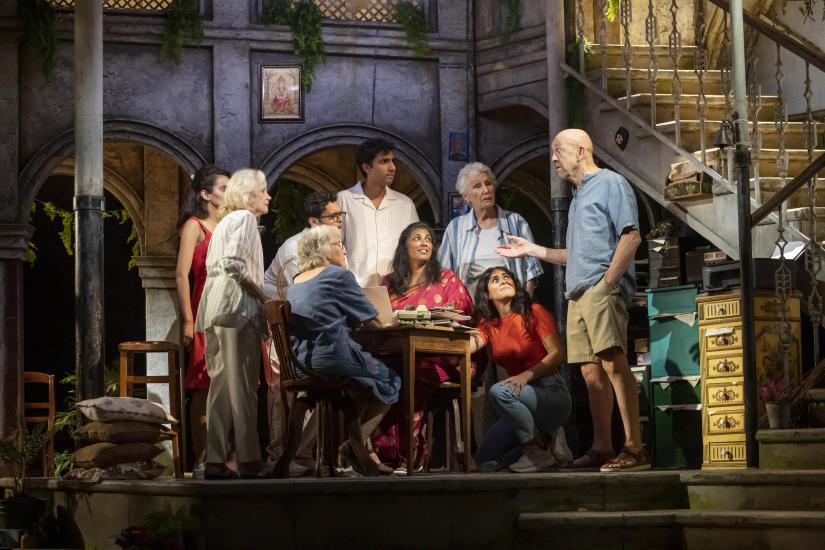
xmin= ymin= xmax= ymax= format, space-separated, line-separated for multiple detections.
xmin=20 ymin=0 xmax=58 ymax=78
xmin=396 ymin=2 xmax=430 ymax=57
xmin=269 ymin=181 xmax=312 ymax=246
xmin=159 ymin=0 xmax=204 ymax=65
xmin=498 ymin=0 xmax=520 ymax=39
xmin=27 ymin=200 xmax=140 ymax=269
xmin=605 ymin=0 xmax=620 ymax=22
xmin=260 ymin=0 xmax=326 ymax=91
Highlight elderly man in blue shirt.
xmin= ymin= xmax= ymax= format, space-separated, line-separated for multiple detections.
xmin=498 ymin=128 xmax=648 ymax=472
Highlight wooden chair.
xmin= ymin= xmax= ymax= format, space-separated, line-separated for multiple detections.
xmin=265 ymin=300 xmax=363 ymax=478
xmin=118 ymin=340 xmax=184 ymax=478
xmin=23 ymin=372 xmax=56 ymax=476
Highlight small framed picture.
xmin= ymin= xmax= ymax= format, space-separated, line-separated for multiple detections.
xmin=448 ymin=131 xmax=469 ymax=162
xmin=260 ymin=65 xmax=304 ymax=122
xmin=448 ymin=192 xmax=469 ymax=220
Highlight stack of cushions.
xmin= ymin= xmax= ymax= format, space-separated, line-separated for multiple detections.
xmin=68 ymin=397 xmax=177 ymax=480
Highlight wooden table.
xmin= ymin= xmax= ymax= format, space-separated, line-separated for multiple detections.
xmin=354 ymin=324 xmax=476 ymax=474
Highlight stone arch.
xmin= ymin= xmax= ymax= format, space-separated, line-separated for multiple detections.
xmin=489 ymin=133 xmax=549 ymax=186
xmin=478 ymin=95 xmax=549 ymax=118
xmin=259 ymin=124 xmax=442 ymax=222
xmin=17 ymin=118 xmax=205 ymax=223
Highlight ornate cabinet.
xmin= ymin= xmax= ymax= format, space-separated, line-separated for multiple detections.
xmin=697 ymin=290 xmax=802 ymax=469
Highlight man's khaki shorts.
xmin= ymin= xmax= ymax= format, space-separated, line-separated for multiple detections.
xmin=566 ymin=277 xmax=628 ymax=364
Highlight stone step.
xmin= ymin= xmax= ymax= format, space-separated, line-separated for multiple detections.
xmin=519 ymin=509 xmax=825 ymax=550
xmin=596 ymin=68 xmax=725 ymax=96
xmin=600 ymin=93 xmax=779 ymax=123
xmin=585 ymin=43 xmax=698 ymax=70
xmin=755 ymin=178 xmax=825 ymax=210
xmin=652 ymin=120 xmax=823 ymax=151
xmin=700 ymin=148 xmax=825 ymax=178
xmin=684 ymin=470 xmax=825 ymax=512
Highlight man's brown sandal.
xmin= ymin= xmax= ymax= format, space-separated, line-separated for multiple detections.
xmin=599 ymin=446 xmax=651 ymax=472
xmin=561 ymin=448 xmax=616 ymax=470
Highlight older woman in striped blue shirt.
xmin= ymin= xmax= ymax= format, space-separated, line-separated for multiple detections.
xmin=437 ymin=162 xmax=543 ymax=297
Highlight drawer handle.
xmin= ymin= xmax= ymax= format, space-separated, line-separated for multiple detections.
xmin=717 ymin=307 xmax=726 ymax=315
xmin=712 ymin=360 xmax=738 ymax=374
xmin=714 ymin=334 xmax=736 ymax=347
xmin=715 ymin=416 xmax=740 ymax=430
xmin=720 ymin=449 xmax=734 ymax=460
xmin=713 ymin=389 xmax=738 ymax=402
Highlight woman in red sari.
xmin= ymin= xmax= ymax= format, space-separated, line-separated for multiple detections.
xmin=372 ymin=222 xmax=473 ymax=472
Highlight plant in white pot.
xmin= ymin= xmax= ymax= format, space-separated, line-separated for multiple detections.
xmin=0 ymin=414 xmax=55 ymax=530
xmin=760 ymin=379 xmax=793 ymax=429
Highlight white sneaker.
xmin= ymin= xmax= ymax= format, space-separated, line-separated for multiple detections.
xmin=508 ymin=445 xmax=557 ymax=473
xmin=549 ymin=427 xmax=574 ymax=467
xmin=192 ymin=462 xmax=206 ymax=480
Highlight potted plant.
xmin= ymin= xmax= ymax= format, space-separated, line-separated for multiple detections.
xmin=760 ymin=379 xmax=793 ymax=429
xmin=0 ymin=414 xmax=54 ymax=529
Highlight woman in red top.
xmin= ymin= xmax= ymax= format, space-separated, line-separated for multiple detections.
xmin=471 ymin=266 xmax=572 ymax=473
xmin=175 ymin=164 xmax=229 ymax=476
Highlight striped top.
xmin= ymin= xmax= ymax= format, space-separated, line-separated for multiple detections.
xmin=195 ymin=209 xmax=266 ymax=336
xmin=338 ymin=182 xmax=419 ymax=287
xmin=437 ymin=206 xmax=543 ymax=294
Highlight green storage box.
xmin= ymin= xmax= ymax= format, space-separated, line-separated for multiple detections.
xmin=647 ymin=285 xmax=700 ymax=377
xmin=653 ymin=404 xmax=702 ymax=468
xmin=651 ymin=376 xmax=701 ymax=406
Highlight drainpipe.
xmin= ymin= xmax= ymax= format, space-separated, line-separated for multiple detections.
xmin=730 ymin=0 xmax=757 ymax=466
xmin=546 ymin=1 xmax=570 ymax=341
xmin=547 ymin=0 xmax=573 ymax=443
xmin=74 ymin=0 xmax=105 ymax=403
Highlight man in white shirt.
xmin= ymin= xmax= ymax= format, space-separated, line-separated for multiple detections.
xmin=337 ymin=139 xmax=419 ymax=287
xmin=263 ymin=191 xmax=344 ymax=299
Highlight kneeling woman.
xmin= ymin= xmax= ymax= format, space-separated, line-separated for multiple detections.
xmin=471 ymin=267 xmax=572 ymax=473
xmin=287 ymin=224 xmax=401 ymax=475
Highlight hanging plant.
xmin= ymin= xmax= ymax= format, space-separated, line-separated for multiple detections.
xmin=159 ymin=0 xmax=204 ymax=65
xmin=20 ymin=0 xmax=58 ymax=78
xmin=605 ymin=0 xmax=619 ymax=22
xmin=396 ymin=2 xmax=430 ymax=57
xmin=28 ymin=200 xmax=140 ymax=269
xmin=260 ymin=0 xmax=326 ymax=91
xmin=269 ymin=181 xmax=312 ymax=245
xmin=498 ymin=0 xmax=520 ymax=39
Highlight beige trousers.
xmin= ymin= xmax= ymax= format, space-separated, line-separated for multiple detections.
xmin=204 ymin=315 xmax=262 ymax=463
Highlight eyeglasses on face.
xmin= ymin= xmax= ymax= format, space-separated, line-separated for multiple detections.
xmin=330 ymin=241 xmax=346 ymax=249
xmin=319 ymin=212 xmax=347 ymax=222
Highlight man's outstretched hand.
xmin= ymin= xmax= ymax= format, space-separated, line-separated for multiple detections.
xmin=496 ymin=235 xmax=533 ymax=258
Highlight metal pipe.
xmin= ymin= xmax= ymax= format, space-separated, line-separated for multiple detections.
xmin=730 ymin=0 xmax=757 ymax=468
xmin=74 ymin=0 xmax=105 ymax=403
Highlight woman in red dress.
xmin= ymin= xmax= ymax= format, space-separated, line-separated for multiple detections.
xmin=175 ymin=165 xmax=229 ymax=476
xmin=371 ymin=222 xmax=473 ymax=473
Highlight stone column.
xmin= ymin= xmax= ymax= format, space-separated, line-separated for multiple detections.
xmin=213 ymin=42 xmax=252 ymax=170
xmin=74 ymin=0 xmax=105 ymax=401
xmin=140 ymin=147 xmax=182 ymax=414
xmin=0 ymin=225 xmax=33 ymax=439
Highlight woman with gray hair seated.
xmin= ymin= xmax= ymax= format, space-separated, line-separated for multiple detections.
xmin=196 ymin=168 xmax=271 ymax=479
xmin=438 ymin=162 xmax=543 ymax=297
xmin=287 ymin=224 xmax=400 ymax=475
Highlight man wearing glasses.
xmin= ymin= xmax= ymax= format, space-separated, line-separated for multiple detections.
xmin=264 ymin=191 xmax=345 ymax=299
xmin=338 ymin=138 xmax=419 ymax=287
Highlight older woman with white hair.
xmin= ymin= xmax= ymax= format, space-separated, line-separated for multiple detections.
xmin=437 ymin=162 xmax=543 ymax=297
xmin=287 ymin=224 xmax=400 ymax=475
xmin=196 ymin=168 xmax=271 ymax=479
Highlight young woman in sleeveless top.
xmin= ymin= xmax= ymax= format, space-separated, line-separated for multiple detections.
xmin=175 ymin=165 xmax=230 ymax=477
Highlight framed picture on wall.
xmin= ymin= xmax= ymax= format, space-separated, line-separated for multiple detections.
xmin=260 ymin=65 xmax=304 ymax=122
xmin=448 ymin=131 xmax=469 ymax=162
xmin=448 ymin=192 xmax=469 ymax=220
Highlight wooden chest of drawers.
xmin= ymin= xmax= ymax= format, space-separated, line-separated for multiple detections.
xmin=697 ymin=291 xmax=802 ymax=470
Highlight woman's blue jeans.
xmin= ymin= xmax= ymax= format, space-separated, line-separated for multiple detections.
xmin=475 ymin=374 xmax=571 ymax=471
